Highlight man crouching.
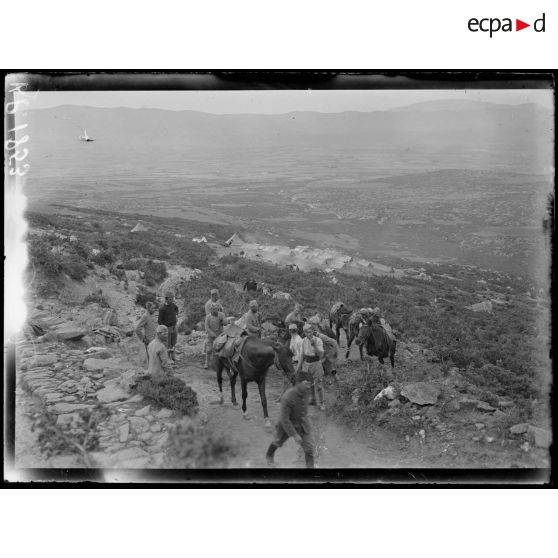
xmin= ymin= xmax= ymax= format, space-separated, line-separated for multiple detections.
xmin=265 ymin=371 xmax=315 ymax=469
xmin=147 ymin=325 xmax=174 ymax=377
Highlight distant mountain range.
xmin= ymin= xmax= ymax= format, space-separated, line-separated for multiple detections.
xmin=23 ymin=100 xmax=553 ymax=180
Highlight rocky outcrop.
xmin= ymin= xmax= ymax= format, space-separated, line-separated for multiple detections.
xmin=400 ymin=382 xmax=440 ymax=405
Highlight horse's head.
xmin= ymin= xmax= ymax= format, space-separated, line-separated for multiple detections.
xmin=355 ymin=320 xmax=372 ymax=346
xmin=271 ymin=341 xmax=296 ymax=377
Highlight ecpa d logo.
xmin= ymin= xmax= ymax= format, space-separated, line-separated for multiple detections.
xmin=468 ymin=13 xmax=545 ymax=37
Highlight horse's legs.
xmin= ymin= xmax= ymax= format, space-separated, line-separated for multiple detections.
xmin=215 ymin=359 xmax=225 ymax=404
xmin=390 ymin=341 xmax=396 ymax=368
xmin=241 ymin=377 xmax=250 ymax=420
xmin=230 ymin=370 xmax=239 ymax=407
xmin=345 ymin=331 xmax=354 ymax=359
xmin=257 ymin=379 xmax=272 ymax=431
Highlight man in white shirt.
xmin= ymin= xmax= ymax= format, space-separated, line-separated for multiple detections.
xmin=205 ymin=288 xmax=224 ymax=316
xmin=275 ymin=323 xmax=303 ymax=403
xmin=297 ymin=323 xmax=326 ymax=411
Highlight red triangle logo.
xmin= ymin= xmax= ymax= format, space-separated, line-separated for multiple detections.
xmin=516 ymin=19 xmax=530 ymax=31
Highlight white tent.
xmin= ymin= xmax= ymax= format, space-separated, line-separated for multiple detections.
xmin=131 ymin=221 xmax=148 ymax=233
xmin=225 ymin=233 xmax=243 ymax=246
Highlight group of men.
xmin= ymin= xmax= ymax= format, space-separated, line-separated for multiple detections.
xmin=133 ymin=288 xmax=385 ymax=469
xmin=134 ymin=292 xmax=179 ymax=376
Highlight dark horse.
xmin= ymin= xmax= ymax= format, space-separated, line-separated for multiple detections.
xmin=214 ymin=336 xmax=295 ymax=431
xmin=329 ymin=306 xmax=353 ymax=346
xmin=355 ymin=319 xmax=396 ymax=368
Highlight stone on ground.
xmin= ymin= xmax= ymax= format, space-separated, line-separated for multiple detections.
xmin=527 ymin=426 xmax=551 ymax=449
xmin=400 ymin=382 xmax=440 ymax=405
xmin=96 ymin=385 xmax=129 ymax=403
xmin=510 ymin=423 xmax=530 ymax=435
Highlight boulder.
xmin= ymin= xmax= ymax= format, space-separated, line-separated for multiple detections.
xmin=119 ymin=423 xmax=130 ymax=443
xmin=400 ymin=382 xmax=440 ymax=406
xmin=129 ymin=416 xmax=149 ymax=433
xmin=510 ymin=423 xmax=530 ymax=435
xmin=374 ymin=385 xmax=396 ymax=401
xmin=83 ymin=357 xmax=120 ymax=371
xmin=134 ymin=405 xmax=151 ymax=417
xmin=477 ymin=401 xmax=496 ymax=413
xmin=459 ymin=398 xmax=481 ymax=409
xmin=84 ymin=347 xmax=112 ymax=359
xmin=52 ymin=324 xmax=87 ymax=341
xmin=25 ymin=354 xmax=59 ymax=367
xmin=157 ymin=408 xmax=173 ymax=419
xmin=96 ymin=385 xmax=129 ymax=403
xmin=527 ymin=426 xmax=551 ymax=449
xmin=50 ymin=402 xmax=92 ymax=414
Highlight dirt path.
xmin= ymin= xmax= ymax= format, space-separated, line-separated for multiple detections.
xmin=173 ymin=348 xmax=400 ymax=469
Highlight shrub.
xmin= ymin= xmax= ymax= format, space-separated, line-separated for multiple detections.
xmin=135 ymin=375 xmax=199 ymax=416
xmin=164 ymin=419 xmax=239 ymax=468
xmin=143 ymin=260 xmax=168 ymax=287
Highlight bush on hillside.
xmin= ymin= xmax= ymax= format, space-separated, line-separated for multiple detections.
xmin=135 ymin=375 xmax=199 ymax=416
xmin=143 ymin=260 xmax=168 ymax=287
xmin=164 ymin=419 xmax=239 ymax=468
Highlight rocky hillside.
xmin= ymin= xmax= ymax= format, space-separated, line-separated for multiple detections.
xmin=14 ymin=208 xmax=552 ymax=470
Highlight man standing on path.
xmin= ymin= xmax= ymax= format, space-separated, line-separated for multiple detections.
xmin=204 ymin=302 xmax=225 ymax=369
xmin=147 ymin=325 xmax=174 ymax=377
xmin=266 ymin=371 xmax=315 ymax=469
xmin=205 ymin=288 xmax=224 ymax=316
xmin=158 ymin=292 xmax=179 ymax=361
xmin=274 ymin=323 xmax=303 ymax=403
xmin=135 ymin=301 xmax=157 ymax=364
xmin=297 ymin=323 xmax=326 ymax=411
xmin=243 ymin=300 xmax=263 ymax=338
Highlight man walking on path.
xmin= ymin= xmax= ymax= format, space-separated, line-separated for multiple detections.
xmin=297 ymin=323 xmax=326 ymax=411
xmin=135 ymin=301 xmax=157 ymax=363
xmin=158 ymin=292 xmax=179 ymax=361
xmin=147 ymin=325 xmax=174 ymax=377
xmin=205 ymin=288 xmax=224 ymax=316
xmin=266 ymin=371 xmax=315 ymax=469
xmin=204 ymin=302 xmax=225 ymax=369
xmin=243 ymin=300 xmax=263 ymax=338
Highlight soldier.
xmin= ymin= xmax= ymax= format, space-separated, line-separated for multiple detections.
xmin=266 ymin=371 xmax=315 ymax=469
xmin=147 ymin=325 xmax=174 ymax=377
xmin=297 ymin=323 xmax=326 ymax=411
xmin=205 ymin=288 xmax=224 ymax=316
xmin=204 ymin=302 xmax=225 ymax=369
xmin=243 ymin=300 xmax=263 ymax=338
xmin=158 ymin=292 xmax=179 ymax=361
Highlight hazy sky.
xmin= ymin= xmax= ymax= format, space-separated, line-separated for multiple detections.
xmin=21 ymin=89 xmax=553 ymax=113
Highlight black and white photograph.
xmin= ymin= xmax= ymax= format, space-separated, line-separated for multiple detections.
xmin=4 ymin=72 xmax=554 ymax=482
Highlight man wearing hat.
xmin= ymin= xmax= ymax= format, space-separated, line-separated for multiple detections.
xmin=147 ymin=325 xmax=174 ymax=376
xmin=285 ymin=303 xmax=303 ymax=328
xmin=297 ymin=323 xmax=326 ymax=411
xmin=243 ymin=300 xmax=262 ymax=338
xmin=158 ymin=292 xmax=179 ymax=361
xmin=266 ymin=371 xmax=315 ymax=468
xmin=275 ymin=322 xmax=304 ymax=403
xmin=205 ymin=288 xmax=224 ymax=317
xmin=204 ymin=302 xmax=225 ymax=369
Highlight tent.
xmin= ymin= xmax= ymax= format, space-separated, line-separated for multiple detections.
xmin=131 ymin=221 xmax=148 ymax=233
xmin=225 ymin=233 xmax=243 ymax=247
